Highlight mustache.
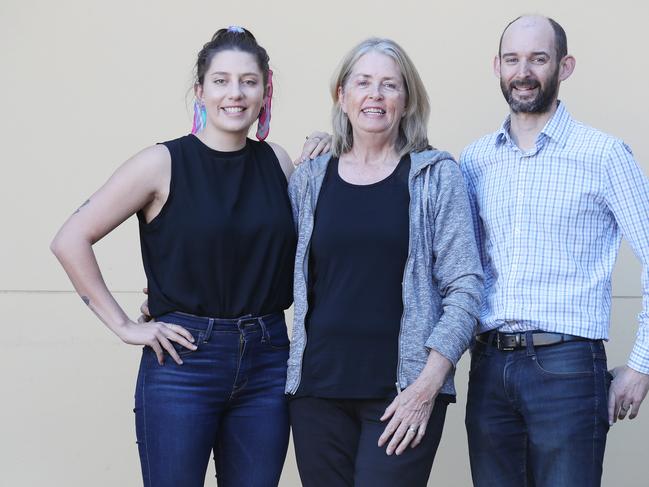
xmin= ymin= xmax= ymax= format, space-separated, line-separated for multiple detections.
xmin=509 ymin=78 xmax=540 ymax=90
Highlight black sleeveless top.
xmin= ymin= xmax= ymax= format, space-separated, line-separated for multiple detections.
xmin=137 ymin=135 xmax=296 ymax=318
xmin=296 ymin=155 xmax=411 ymax=398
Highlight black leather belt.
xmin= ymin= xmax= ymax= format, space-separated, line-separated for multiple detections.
xmin=475 ymin=331 xmax=592 ymax=351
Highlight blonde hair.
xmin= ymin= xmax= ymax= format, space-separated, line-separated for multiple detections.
xmin=330 ymin=38 xmax=431 ymax=157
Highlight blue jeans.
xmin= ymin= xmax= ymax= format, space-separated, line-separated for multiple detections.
xmin=465 ymin=334 xmax=611 ymax=487
xmin=134 ymin=311 xmax=290 ymax=487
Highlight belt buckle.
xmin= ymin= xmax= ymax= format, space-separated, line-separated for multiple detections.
xmin=497 ymin=333 xmax=519 ymax=351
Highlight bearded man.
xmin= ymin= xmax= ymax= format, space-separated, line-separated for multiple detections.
xmin=460 ymin=15 xmax=649 ymax=487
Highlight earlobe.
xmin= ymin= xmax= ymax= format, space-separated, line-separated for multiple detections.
xmin=337 ymin=85 xmax=347 ymax=114
xmin=194 ymin=83 xmax=203 ymax=101
xmin=559 ymin=55 xmax=576 ymax=81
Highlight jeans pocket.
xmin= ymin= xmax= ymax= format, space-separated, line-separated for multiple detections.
xmin=265 ymin=322 xmax=290 ymax=350
xmin=533 ymin=341 xmax=595 ymax=377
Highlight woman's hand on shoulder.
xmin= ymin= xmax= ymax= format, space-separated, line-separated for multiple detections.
xmin=268 ymin=132 xmax=332 ymax=181
xmin=294 ymin=131 xmax=332 ymax=166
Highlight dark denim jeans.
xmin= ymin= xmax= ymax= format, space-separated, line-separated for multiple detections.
xmin=465 ymin=333 xmax=612 ymax=487
xmin=134 ymin=311 xmax=290 ymax=487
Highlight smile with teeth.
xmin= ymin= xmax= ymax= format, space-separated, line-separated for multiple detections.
xmin=222 ymin=107 xmax=246 ymax=113
xmin=512 ymin=81 xmax=539 ymax=93
xmin=362 ymin=108 xmax=386 ymax=115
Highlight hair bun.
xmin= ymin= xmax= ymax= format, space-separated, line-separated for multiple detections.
xmin=195 ymin=27 xmax=270 ymax=86
xmin=210 ymin=26 xmax=257 ymax=43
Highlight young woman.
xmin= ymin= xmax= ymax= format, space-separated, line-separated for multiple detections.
xmin=51 ymin=26 xmax=327 ymax=487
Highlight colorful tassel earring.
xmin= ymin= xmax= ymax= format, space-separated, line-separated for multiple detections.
xmin=191 ymin=99 xmax=207 ymax=134
xmin=256 ymin=69 xmax=273 ymax=141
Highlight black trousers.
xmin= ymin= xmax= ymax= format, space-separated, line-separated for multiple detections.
xmin=289 ymin=395 xmax=448 ymax=487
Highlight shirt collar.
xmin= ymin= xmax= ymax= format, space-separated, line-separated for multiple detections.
xmin=495 ymin=100 xmax=572 ymax=149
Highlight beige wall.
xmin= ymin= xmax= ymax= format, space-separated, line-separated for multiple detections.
xmin=2 ymin=0 xmax=648 ymax=485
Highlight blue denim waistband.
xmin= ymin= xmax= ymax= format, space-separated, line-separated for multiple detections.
xmin=156 ymin=311 xmax=286 ymax=345
xmin=162 ymin=311 xmax=284 ymax=327
xmin=157 ymin=310 xmax=284 ymax=332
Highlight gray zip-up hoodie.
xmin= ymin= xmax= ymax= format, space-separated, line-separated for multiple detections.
xmin=286 ymin=149 xmax=483 ymax=396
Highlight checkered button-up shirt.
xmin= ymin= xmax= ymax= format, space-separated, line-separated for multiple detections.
xmin=460 ymin=102 xmax=649 ymax=374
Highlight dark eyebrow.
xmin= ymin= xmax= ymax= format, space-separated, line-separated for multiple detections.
xmin=208 ymin=71 xmax=260 ymax=77
xmin=501 ymin=51 xmax=551 ymax=58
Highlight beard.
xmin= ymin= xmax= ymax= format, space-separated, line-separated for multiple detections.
xmin=500 ymin=65 xmax=560 ymax=114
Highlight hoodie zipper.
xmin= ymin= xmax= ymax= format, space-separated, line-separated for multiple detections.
xmin=395 ymin=163 xmax=427 ymax=394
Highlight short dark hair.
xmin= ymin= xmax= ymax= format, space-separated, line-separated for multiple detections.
xmin=498 ymin=16 xmax=568 ymax=60
xmin=195 ymin=27 xmax=270 ymax=91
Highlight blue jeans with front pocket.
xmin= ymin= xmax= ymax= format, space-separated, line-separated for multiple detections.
xmin=134 ymin=311 xmax=290 ymax=487
xmin=465 ymin=333 xmax=612 ymax=487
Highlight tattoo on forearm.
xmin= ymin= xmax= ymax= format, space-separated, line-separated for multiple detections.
xmin=81 ymin=296 xmax=90 ymax=306
xmin=73 ymin=199 xmax=90 ymax=214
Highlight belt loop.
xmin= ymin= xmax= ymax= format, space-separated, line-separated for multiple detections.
xmin=589 ymin=339 xmax=603 ymax=356
xmin=525 ymin=331 xmax=535 ymax=356
xmin=204 ymin=318 xmax=214 ymax=342
xmin=236 ymin=314 xmax=253 ymax=334
xmin=259 ymin=317 xmax=268 ymax=344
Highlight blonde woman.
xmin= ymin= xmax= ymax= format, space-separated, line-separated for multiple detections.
xmin=286 ymin=38 xmax=483 ymax=486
